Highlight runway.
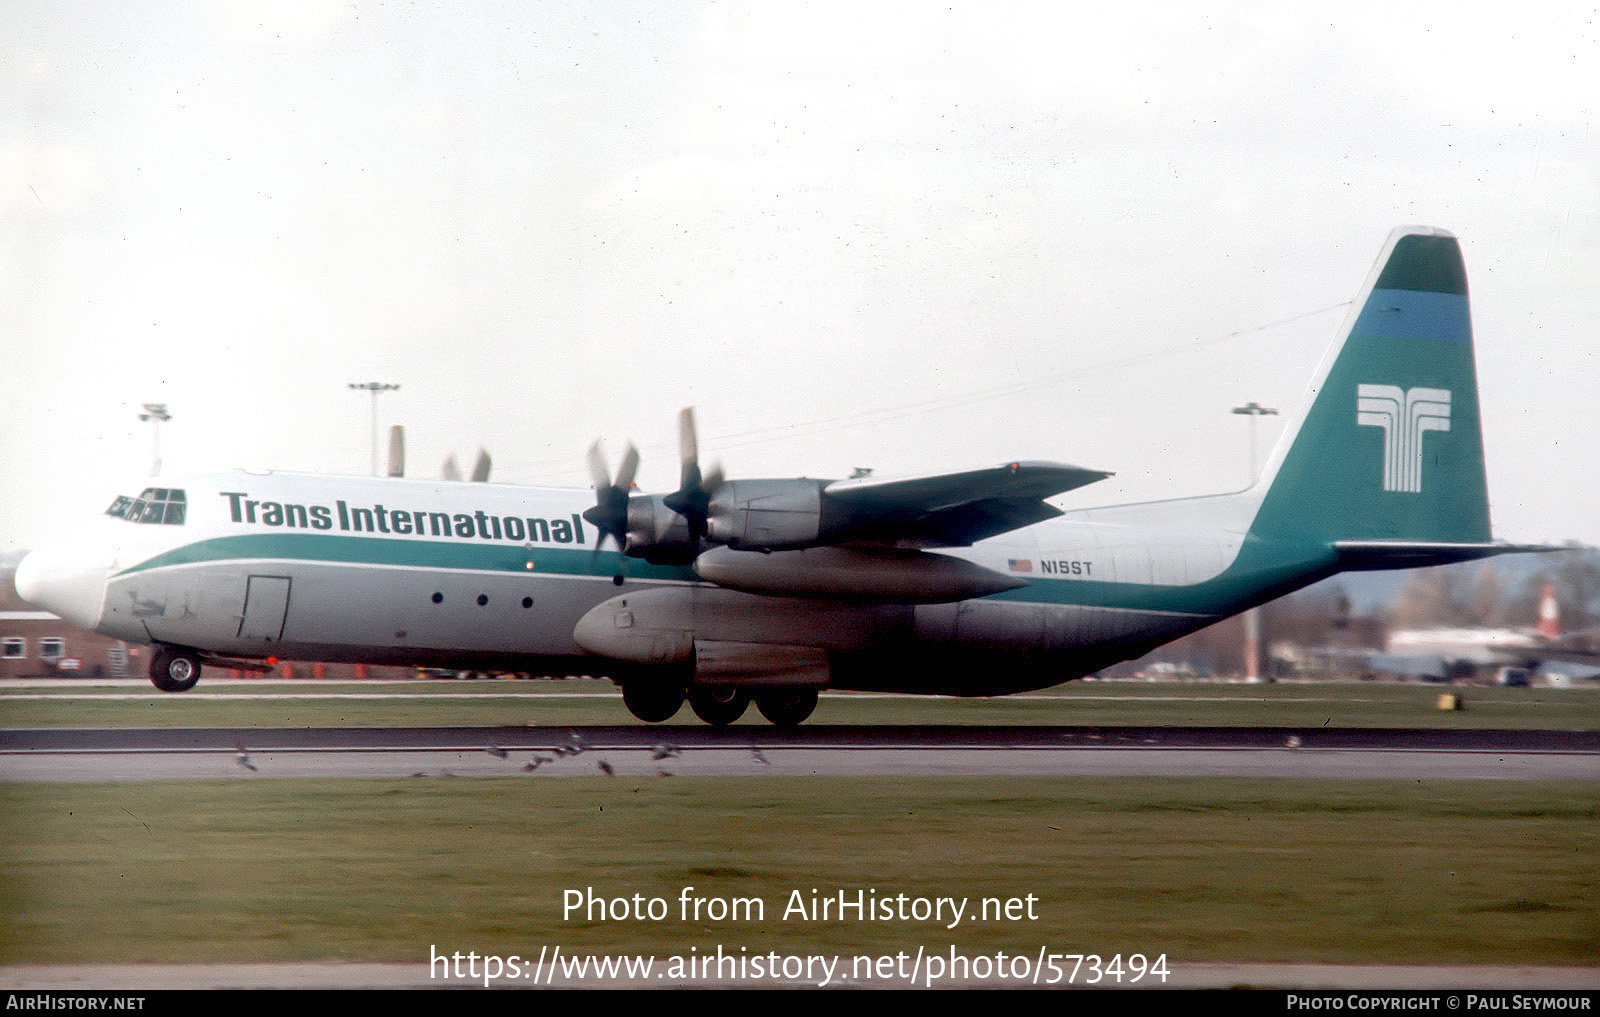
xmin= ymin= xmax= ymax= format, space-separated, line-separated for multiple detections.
xmin=3 ymin=725 xmax=1597 ymax=781
xmin=5 ymin=725 xmax=1596 ymax=992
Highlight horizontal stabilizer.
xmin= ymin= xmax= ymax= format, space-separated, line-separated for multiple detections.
xmin=1334 ymin=540 xmax=1566 ymax=571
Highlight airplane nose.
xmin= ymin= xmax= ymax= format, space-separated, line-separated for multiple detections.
xmin=14 ymin=543 xmax=111 ymax=631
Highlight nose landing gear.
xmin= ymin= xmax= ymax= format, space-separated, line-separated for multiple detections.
xmin=149 ymin=646 xmax=202 ymax=692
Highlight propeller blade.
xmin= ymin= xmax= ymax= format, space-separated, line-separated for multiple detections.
xmin=386 ymin=425 xmax=405 ymax=478
xmin=678 ymin=407 xmax=700 ymax=490
xmin=471 ymin=448 xmax=492 ymax=483
xmin=662 ymin=406 xmax=719 ymax=542
xmin=616 ymin=444 xmax=640 ymax=493
xmin=586 ymin=441 xmax=611 ymax=493
xmin=442 ymin=453 xmax=461 ymax=482
xmin=581 ymin=440 xmax=638 ymax=552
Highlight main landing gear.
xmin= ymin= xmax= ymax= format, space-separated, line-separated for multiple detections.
xmin=689 ymin=687 xmax=749 ymax=726
xmin=621 ymin=682 xmax=685 ymax=723
xmin=619 ymin=682 xmax=820 ymax=727
xmin=149 ymin=646 xmax=203 ymax=692
xmin=755 ymin=689 xmax=818 ymax=728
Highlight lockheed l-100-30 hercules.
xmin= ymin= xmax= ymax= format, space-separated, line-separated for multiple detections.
xmin=16 ymin=227 xmax=1546 ymax=725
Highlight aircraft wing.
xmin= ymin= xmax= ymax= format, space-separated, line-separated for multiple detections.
xmin=822 ymin=461 xmax=1112 ymax=546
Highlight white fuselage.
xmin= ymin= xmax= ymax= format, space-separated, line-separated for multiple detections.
xmin=17 ymin=469 xmax=1295 ymax=693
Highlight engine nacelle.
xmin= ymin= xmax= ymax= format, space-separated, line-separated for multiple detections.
xmin=705 ymin=479 xmax=836 ymax=550
xmin=624 ymin=494 xmax=697 ymax=564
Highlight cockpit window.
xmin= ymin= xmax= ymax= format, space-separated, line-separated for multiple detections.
xmin=110 ymin=489 xmax=187 ymax=525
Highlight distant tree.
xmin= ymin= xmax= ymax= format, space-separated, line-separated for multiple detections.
xmin=1468 ymin=562 xmax=1508 ymax=626
xmin=1384 ymin=561 xmax=1512 ymax=629
xmin=1260 ymin=583 xmax=1350 ymax=647
xmin=1388 ymin=566 xmax=1465 ymax=628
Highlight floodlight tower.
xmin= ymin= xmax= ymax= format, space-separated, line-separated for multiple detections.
xmin=348 ymin=382 xmax=400 ymax=477
xmin=1232 ymin=401 xmax=1278 ymax=683
xmin=1231 ymin=401 xmax=1279 ymax=486
xmin=138 ymin=403 xmax=171 ymax=477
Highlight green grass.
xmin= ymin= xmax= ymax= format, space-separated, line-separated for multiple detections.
xmin=4 ymin=681 xmax=1594 ymax=971
xmin=3 ymin=678 xmax=1598 ymax=729
xmin=1 ymin=777 xmax=1595 ymax=966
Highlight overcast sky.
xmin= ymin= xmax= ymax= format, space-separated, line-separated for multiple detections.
xmin=3 ymin=1 xmax=1596 ymax=551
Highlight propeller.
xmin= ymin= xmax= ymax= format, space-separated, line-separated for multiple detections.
xmin=442 ymin=448 xmax=493 ymax=483
xmin=387 ymin=425 xmax=405 ymax=478
xmin=661 ymin=407 xmax=723 ymax=543
xmin=578 ymin=409 xmax=720 ymax=562
xmin=582 ymin=440 xmax=640 ymax=552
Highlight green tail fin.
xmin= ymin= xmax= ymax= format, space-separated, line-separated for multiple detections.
xmin=1251 ymin=227 xmax=1491 ymax=545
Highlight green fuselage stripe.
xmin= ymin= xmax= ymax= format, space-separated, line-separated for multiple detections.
xmin=118 ymin=533 xmax=698 ymax=584
xmin=117 ymin=531 xmax=1340 ymax=621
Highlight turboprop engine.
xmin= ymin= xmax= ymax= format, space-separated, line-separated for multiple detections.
xmin=705 ymin=479 xmax=835 ymax=550
xmin=623 ymin=492 xmax=697 ymax=563
xmin=583 ymin=409 xmax=856 ymax=563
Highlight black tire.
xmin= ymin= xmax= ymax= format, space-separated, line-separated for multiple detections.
xmin=756 ymin=689 xmax=818 ymax=727
xmin=149 ymin=647 xmax=202 ymax=693
xmin=622 ymin=683 xmax=685 ymax=723
xmin=689 ymin=687 xmax=749 ymax=727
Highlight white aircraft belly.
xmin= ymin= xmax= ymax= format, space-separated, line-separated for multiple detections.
xmin=106 ymin=558 xmax=682 ymax=660
xmin=278 ymin=561 xmax=620 ymax=656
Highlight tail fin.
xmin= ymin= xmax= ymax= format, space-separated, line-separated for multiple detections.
xmin=1250 ymin=227 xmax=1491 ymax=549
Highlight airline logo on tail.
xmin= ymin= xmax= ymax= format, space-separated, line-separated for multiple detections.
xmin=1356 ymin=384 xmax=1452 ymax=493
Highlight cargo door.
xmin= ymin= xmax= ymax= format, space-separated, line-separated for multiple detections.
xmin=238 ymin=575 xmax=291 ymax=642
